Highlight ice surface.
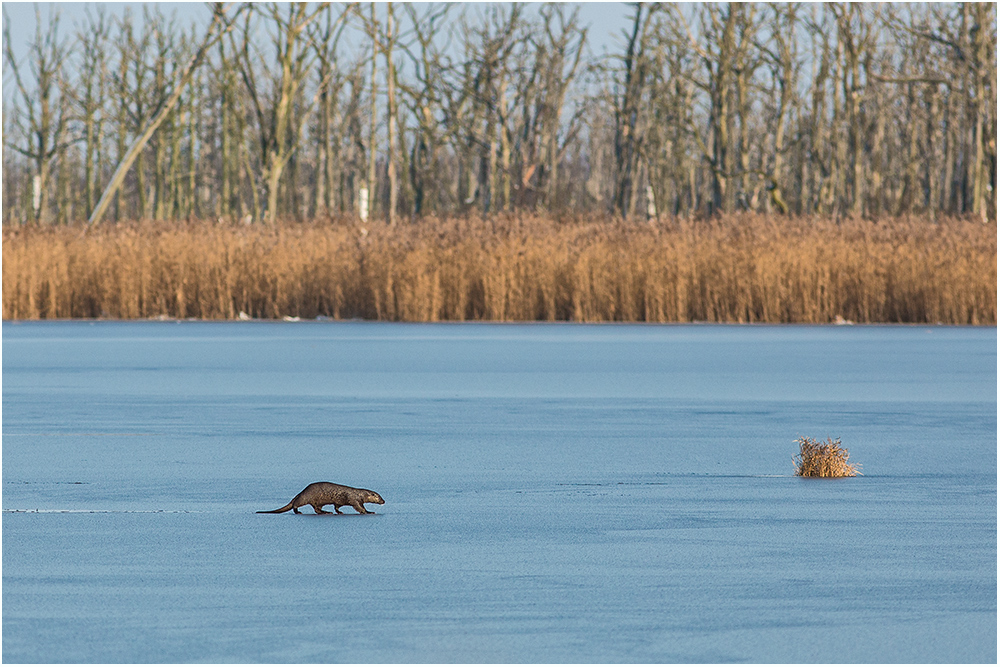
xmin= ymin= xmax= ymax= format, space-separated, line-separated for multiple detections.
xmin=3 ymin=321 xmax=996 ymax=662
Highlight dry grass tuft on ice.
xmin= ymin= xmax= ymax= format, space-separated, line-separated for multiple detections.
xmin=794 ymin=436 xmax=862 ymax=477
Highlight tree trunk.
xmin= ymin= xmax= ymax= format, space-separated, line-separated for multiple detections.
xmin=386 ymin=5 xmax=398 ymax=225
xmin=367 ymin=3 xmax=378 ymax=221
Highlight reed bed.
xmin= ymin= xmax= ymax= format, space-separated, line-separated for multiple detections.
xmin=793 ymin=436 xmax=861 ymax=477
xmin=2 ymin=214 xmax=995 ymax=323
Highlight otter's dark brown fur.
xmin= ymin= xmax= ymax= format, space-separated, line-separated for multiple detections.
xmin=257 ymin=482 xmax=385 ymax=515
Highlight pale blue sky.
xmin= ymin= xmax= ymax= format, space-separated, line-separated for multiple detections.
xmin=2 ymin=2 xmax=636 ymax=66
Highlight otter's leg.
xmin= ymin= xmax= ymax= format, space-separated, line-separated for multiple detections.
xmin=351 ymin=501 xmax=370 ymax=514
xmin=313 ymin=504 xmax=332 ymax=514
xmin=293 ymin=506 xmax=301 ymax=514
xmin=334 ymin=505 xmax=344 ymax=514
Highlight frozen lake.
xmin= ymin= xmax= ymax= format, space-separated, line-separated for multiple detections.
xmin=3 ymin=321 xmax=996 ymax=663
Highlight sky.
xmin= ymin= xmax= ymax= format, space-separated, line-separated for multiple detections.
xmin=2 ymin=2 xmax=638 ymax=68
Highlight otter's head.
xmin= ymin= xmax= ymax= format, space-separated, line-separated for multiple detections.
xmin=365 ymin=490 xmax=385 ymax=505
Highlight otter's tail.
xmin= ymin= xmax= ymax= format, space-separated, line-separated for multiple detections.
xmin=257 ymin=501 xmax=295 ymax=514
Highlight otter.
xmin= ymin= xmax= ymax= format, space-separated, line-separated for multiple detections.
xmin=257 ymin=482 xmax=385 ymax=515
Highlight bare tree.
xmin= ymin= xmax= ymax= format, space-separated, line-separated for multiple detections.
xmin=399 ymin=3 xmax=452 ymax=216
xmin=308 ymin=5 xmax=350 ymax=218
xmin=384 ymin=4 xmax=399 ymax=224
xmin=4 ymin=5 xmax=72 ymax=223
xmin=611 ymin=3 xmax=659 ymax=218
xmin=830 ymin=2 xmax=878 ymax=216
xmin=532 ymin=4 xmax=587 ymax=211
xmin=681 ymin=3 xmax=759 ymax=215
xmin=757 ymin=3 xmax=799 ymax=214
xmin=235 ymin=2 xmax=339 ymax=224
xmin=75 ymin=6 xmax=111 ymax=216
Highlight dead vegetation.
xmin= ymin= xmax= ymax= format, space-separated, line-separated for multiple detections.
xmin=794 ymin=437 xmax=862 ymax=478
xmin=2 ymin=214 xmax=995 ymax=323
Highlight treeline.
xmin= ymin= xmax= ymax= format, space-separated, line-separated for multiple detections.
xmin=2 ymin=2 xmax=996 ymax=226
xmin=3 ymin=214 xmax=995 ymax=323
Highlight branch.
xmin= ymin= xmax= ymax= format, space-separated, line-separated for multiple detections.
xmin=868 ymin=72 xmax=949 ymax=86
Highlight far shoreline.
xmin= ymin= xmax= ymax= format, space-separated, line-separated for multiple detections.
xmin=4 ymin=215 xmax=995 ymax=325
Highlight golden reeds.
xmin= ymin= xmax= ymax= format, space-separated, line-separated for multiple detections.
xmin=2 ymin=214 xmax=995 ymax=323
xmin=793 ymin=436 xmax=862 ymax=477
